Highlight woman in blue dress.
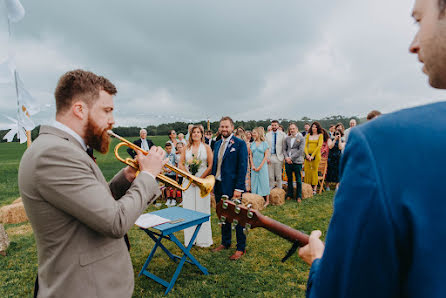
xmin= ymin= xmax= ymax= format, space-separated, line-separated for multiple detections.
xmin=249 ymin=127 xmax=270 ymax=207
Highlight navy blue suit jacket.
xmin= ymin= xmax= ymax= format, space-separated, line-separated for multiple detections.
xmin=212 ymin=135 xmax=248 ymax=196
xmin=306 ymin=102 xmax=446 ymax=298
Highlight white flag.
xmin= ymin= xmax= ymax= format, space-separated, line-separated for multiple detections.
xmin=2 ymin=114 xmax=33 ymax=143
xmin=5 ymin=0 xmax=25 ymax=23
xmin=16 ymin=72 xmax=40 ymax=115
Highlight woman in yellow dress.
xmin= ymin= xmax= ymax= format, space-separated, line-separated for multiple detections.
xmin=304 ymin=121 xmax=324 ymax=194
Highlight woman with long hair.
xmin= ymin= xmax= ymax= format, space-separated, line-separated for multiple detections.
xmin=249 ymin=127 xmax=270 ymax=207
xmin=179 ymin=125 xmax=213 ymax=247
xmin=304 ymin=121 xmax=324 ymax=194
xmin=235 ymin=127 xmax=251 ymax=192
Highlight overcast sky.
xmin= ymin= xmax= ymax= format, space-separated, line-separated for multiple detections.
xmin=1 ymin=0 xmax=445 ymax=129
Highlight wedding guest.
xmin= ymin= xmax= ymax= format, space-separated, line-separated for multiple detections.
xmin=127 ymin=128 xmax=154 ymax=158
xmin=267 ymin=125 xmax=272 ymax=133
xmin=328 ymin=124 xmax=336 ymax=139
xmin=204 ymin=130 xmax=213 ymax=145
xmin=185 ymin=124 xmax=194 ymax=141
xmin=164 ymin=143 xmax=177 ymax=207
xmin=175 ymin=142 xmax=184 ymax=185
xmin=266 ymin=120 xmax=286 ymax=190
xmin=283 ymin=123 xmax=305 ymax=202
xmin=235 ymin=127 xmax=251 ymax=192
xmin=179 ymin=125 xmax=213 ymax=247
xmin=326 ymin=128 xmax=345 ymax=190
xmin=211 ymin=127 xmax=222 ymax=151
xmin=344 ymin=118 xmax=357 ymax=142
xmin=304 ymin=122 xmax=324 ymax=194
xmin=302 ymin=122 xmax=311 ymax=137
xmin=335 ymin=123 xmax=346 ymax=142
xmin=299 ymin=3 xmax=446 ymax=295
xmin=250 ymin=127 xmax=270 ymax=207
xmin=367 ymin=110 xmax=382 ymax=121
xmin=178 ymin=133 xmax=187 ymax=145
xmin=167 ymin=130 xmax=178 ymax=153
xmin=245 ymin=130 xmax=254 ymax=143
xmin=321 ymin=129 xmax=330 ymax=159
xmin=279 ymin=124 xmax=285 ymax=133
xmin=235 ymin=127 xmax=247 ymax=141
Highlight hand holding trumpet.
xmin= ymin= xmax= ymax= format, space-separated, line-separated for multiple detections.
xmin=124 ymin=146 xmax=168 ymax=182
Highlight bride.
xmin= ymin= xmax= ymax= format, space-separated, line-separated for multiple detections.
xmin=179 ymin=125 xmax=214 ymax=247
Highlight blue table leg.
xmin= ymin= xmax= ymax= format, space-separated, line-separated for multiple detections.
xmin=145 ymin=230 xmax=178 ymax=263
xmin=138 ymin=232 xmax=163 ymax=277
xmin=169 ymin=225 xmax=209 ymax=275
xmin=164 ymin=224 xmax=208 ymax=295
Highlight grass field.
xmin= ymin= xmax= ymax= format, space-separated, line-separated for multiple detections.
xmin=0 ymin=136 xmax=334 ymax=297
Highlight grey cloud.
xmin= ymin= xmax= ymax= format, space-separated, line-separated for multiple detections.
xmin=1 ymin=0 xmax=445 ymax=130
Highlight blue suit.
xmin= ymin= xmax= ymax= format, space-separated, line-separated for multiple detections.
xmin=212 ymin=135 xmax=248 ymax=251
xmin=306 ymin=102 xmax=446 ymax=298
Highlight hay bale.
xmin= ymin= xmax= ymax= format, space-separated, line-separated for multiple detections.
xmin=241 ymin=193 xmax=264 ymax=211
xmin=0 ymin=224 xmax=9 ymax=256
xmin=13 ymin=197 xmax=22 ymax=204
xmin=0 ymin=201 xmax=28 ymax=224
xmin=270 ymin=188 xmax=285 ymax=206
xmin=302 ymin=183 xmax=313 ymax=199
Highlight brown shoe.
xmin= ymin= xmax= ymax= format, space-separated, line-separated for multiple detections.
xmin=297 ymin=198 xmax=302 ymax=203
xmin=286 ymin=196 xmax=292 ymax=200
xmin=229 ymin=250 xmax=245 ymax=260
xmin=212 ymin=244 xmax=229 ymax=252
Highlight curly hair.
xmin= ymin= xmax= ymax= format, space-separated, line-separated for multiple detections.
xmin=55 ymin=69 xmax=116 ymax=114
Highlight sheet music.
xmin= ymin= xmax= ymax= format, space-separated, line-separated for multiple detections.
xmin=135 ymin=213 xmax=170 ymax=229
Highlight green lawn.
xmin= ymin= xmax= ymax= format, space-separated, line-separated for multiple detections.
xmin=0 ymin=137 xmax=334 ymax=297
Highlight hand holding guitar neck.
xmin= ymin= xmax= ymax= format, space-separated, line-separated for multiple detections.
xmin=215 ymin=199 xmax=310 ymax=262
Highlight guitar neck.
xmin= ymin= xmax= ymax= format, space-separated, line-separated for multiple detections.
xmin=259 ymin=215 xmax=309 ymax=246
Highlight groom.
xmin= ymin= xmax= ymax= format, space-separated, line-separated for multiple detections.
xmin=212 ymin=116 xmax=248 ymax=260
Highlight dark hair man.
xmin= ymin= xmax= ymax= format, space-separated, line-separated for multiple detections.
xmin=18 ymin=69 xmax=166 ymax=297
xmin=299 ymin=1 xmax=446 ymax=297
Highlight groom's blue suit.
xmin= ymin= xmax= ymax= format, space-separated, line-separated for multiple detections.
xmin=212 ymin=135 xmax=248 ymax=251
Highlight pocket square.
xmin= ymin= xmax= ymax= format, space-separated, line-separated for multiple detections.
xmin=230 ymin=148 xmax=236 ymax=152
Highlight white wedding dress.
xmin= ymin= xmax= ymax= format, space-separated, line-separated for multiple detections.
xmin=182 ymin=143 xmax=213 ymax=248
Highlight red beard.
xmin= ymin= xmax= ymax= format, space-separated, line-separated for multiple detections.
xmin=85 ymin=116 xmax=111 ymax=154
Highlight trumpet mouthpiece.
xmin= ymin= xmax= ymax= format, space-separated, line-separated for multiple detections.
xmin=107 ymin=130 xmax=118 ymax=138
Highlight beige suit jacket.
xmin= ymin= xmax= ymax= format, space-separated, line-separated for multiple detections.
xmin=266 ymin=131 xmax=286 ymax=161
xmin=18 ymin=126 xmax=160 ymax=298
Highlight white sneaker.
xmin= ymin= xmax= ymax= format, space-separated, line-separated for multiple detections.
xmin=165 ymin=199 xmax=171 ymax=207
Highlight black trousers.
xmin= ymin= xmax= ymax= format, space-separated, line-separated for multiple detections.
xmin=285 ymin=163 xmax=302 ymax=199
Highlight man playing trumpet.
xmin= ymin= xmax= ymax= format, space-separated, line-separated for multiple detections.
xmin=18 ymin=69 xmax=166 ymax=298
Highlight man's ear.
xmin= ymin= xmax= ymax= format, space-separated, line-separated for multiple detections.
xmin=72 ymin=101 xmax=87 ymax=120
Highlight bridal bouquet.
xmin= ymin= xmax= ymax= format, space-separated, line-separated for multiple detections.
xmin=186 ymin=154 xmax=202 ymax=175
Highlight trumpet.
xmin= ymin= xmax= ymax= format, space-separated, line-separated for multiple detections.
xmin=107 ymin=130 xmax=215 ymax=198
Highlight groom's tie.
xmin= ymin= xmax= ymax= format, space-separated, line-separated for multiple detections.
xmin=216 ymin=139 xmax=227 ymax=179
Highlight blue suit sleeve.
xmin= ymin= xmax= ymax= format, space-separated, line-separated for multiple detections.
xmin=235 ymin=140 xmax=248 ymax=191
xmin=306 ymin=129 xmax=400 ymax=298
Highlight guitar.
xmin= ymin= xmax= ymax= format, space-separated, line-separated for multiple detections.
xmin=216 ymin=199 xmax=310 ymax=262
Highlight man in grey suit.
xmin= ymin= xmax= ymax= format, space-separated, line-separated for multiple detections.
xmin=18 ymin=69 xmax=166 ymax=298
xmin=282 ymin=123 xmax=305 ymax=202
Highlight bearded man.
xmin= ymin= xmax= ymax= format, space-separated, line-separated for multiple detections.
xmin=299 ymin=1 xmax=446 ymax=297
xmin=18 ymin=69 xmax=166 ymax=298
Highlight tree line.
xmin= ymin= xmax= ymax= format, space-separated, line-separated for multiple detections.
xmin=0 ymin=115 xmax=360 ymax=142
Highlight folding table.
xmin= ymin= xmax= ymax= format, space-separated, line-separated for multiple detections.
xmin=138 ymin=207 xmax=210 ymax=295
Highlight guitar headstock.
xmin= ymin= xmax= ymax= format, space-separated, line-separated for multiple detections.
xmin=215 ymin=198 xmax=263 ymax=234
